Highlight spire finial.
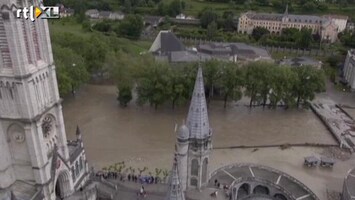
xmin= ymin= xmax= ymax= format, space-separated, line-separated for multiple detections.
xmin=284 ymin=4 xmax=289 ymax=15
xmin=76 ymin=125 xmax=82 ymax=141
xmin=76 ymin=125 xmax=81 ymax=136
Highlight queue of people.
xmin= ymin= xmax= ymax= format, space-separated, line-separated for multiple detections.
xmin=95 ymin=171 xmax=161 ymax=184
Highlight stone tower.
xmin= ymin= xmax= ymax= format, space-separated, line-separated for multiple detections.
xmin=185 ymin=66 xmax=212 ymax=190
xmin=176 ymin=123 xmax=189 ymax=191
xmin=166 ymin=154 xmax=186 ymax=200
xmin=0 ymin=0 xmax=79 ymax=199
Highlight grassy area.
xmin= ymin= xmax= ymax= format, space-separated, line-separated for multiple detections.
xmin=48 ymin=18 xmax=151 ymax=55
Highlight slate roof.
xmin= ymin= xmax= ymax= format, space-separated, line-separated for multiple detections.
xmin=149 ymin=31 xmax=186 ymax=54
xmin=280 ymin=56 xmax=321 ymax=68
xmin=186 ymin=66 xmax=211 ymax=139
xmin=246 ymin=12 xmax=283 ymax=21
xmin=245 ymin=12 xmax=326 ymax=24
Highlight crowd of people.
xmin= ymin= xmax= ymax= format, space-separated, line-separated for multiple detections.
xmin=95 ymin=171 xmax=162 ymax=184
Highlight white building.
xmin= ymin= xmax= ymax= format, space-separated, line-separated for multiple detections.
xmin=0 ymin=0 xmax=93 ymax=199
xmin=238 ymin=6 xmax=339 ymax=43
xmin=176 ymin=13 xmax=186 ymax=19
xmin=99 ymin=11 xmax=125 ymax=20
xmin=85 ymin=9 xmax=99 ymax=19
xmin=323 ymin=15 xmax=348 ymax=32
xmin=343 ymin=49 xmax=355 ymax=90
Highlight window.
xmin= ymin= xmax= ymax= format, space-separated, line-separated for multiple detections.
xmin=191 ymin=159 xmax=198 ymax=176
xmin=0 ymin=13 xmax=12 ymax=68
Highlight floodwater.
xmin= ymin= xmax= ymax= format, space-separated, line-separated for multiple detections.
xmin=62 ymin=85 xmax=336 ymax=171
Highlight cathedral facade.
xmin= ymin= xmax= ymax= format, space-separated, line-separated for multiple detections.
xmin=0 ymin=0 xmax=90 ymax=199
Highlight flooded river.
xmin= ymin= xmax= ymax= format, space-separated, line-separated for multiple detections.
xmin=62 ymin=85 xmax=336 ymax=170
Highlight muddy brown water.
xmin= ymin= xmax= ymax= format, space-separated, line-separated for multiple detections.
xmin=62 ymin=85 xmax=336 ymax=170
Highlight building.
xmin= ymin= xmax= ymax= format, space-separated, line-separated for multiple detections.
xmin=238 ymin=6 xmax=339 ymax=43
xmin=347 ymin=22 xmax=355 ymax=31
xmin=144 ymin=15 xmax=164 ymax=28
xmin=150 ymin=31 xmax=272 ymax=63
xmin=149 ymin=30 xmax=205 ymax=63
xmin=198 ymin=42 xmax=273 ymax=63
xmin=0 ymin=0 xmax=93 ymax=199
xmin=323 ymin=15 xmax=348 ymax=32
xmin=99 ymin=11 xmax=124 ymax=20
xmin=57 ymin=4 xmax=75 ymax=18
xmin=343 ymin=49 xmax=355 ymax=90
xmin=176 ymin=13 xmax=186 ymax=19
xmin=60 ymin=8 xmax=74 ymax=18
xmin=279 ymin=56 xmax=322 ymax=69
xmin=85 ymin=9 xmax=99 ymax=19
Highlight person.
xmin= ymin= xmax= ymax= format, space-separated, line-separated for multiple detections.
xmin=214 ymin=179 xmax=218 ymax=186
xmin=128 ymin=174 xmax=131 ymax=181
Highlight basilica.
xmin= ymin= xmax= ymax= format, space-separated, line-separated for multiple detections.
xmin=0 ymin=0 xmax=92 ymax=199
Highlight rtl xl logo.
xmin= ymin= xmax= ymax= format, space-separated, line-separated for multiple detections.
xmin=16 ymin=6 xmax=60 ymax=21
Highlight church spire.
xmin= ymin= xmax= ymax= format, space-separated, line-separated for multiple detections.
xmin=284 ymin=4 xmax=289 ymax=15
xmin=186 ymin=66 xmax=210 ymax=139
xmin=166 ymin=155 xmax=185 ymax=200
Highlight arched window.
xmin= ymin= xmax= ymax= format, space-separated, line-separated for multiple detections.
xmin=190 ymin=178 xmax=197 ymax=187
xmin=79 ymin=156 xmax=83 ymax=170
xmin=238 ymin=183 xmax=250 ymax=198
xmin=21 ymin=19 xmax=33 ymax=64
xmin=71 ymin=167 xmax=75 ymax=181
xmin=75 ymin=161 xmax=79 ymax=176
xmin=274 ymin=193 xmax=287 ymax=200
xmin=31 ymin=21 xmax=41 ymax=60
xmin=253 ymin=185 xmax=270 ymax=195
xmin=191 ymin=159 xmax=198 ymax=176
xmin=0 ymin=12 xmax=12 ymax=68
xmin=202 ymin=158 xmax=208 ymax=182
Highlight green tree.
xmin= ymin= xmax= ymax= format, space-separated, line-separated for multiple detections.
xmin=219 ymin=63 xmax=244 ymax=108
xmin=56 ymin=66 xmax=72 ymax=96
xmin=168 ymin=0 xmax=185 ymax=16
xmin=292 ymin=65 xmax=325 ymax=108
xmin=83 ymin=35 xmax=108 ymax=74
xmin=207 ymin=21 xmax=218 ymax=40
xmin=117 ymin=14 xmax=144 ymax=40
xmin=136 ymin=61 xmax=172 ymax=109
xmin=203 ymin=60 xmax=221 ymax=103
xmin=169 ymin=68 xmax=190 ymax=109
xmin=302 ymin=1 xmax=318 ymax=12
xmin=53 ymin=45 xmax=89 ymax=96
xmin=117 ymin=85 xmax=133 ymax=107
xmin=124 ymin=0 xmax=132 ymax=13
xmin=296 ymin=28 xmax=313 ymax=49
xmin=252 ymin=27 xmax=270 ymax=41
xmin=269 ymin=66 xmax=297 ymax=109
xmin=199 ymin=8 xmax=219 ymax=29
xmin=243 ymin=62 xmax=269 ymax=107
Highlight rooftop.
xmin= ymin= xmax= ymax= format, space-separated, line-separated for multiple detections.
xmin=149 ymin=31 xmax=185 ymax=54
xmin=244 ymin=11 xmax=326 ymax=24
